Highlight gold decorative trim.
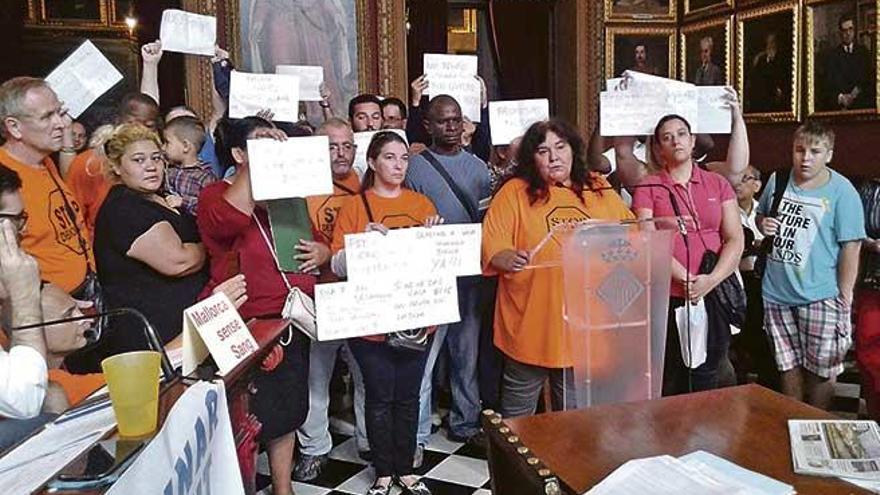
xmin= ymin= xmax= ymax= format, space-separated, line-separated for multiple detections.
xmin=684 ymin=0 xmax=735 ymax=19
xmin=604 ymin=0 xmax=676 ymax=23
xmin=604 ymin=25 xmax=678 ymax=80
xmin=736 ymin=0 xmax=801 ymax=123
xmin=805 ymin=0 xmax=880 ymax=119
xmin=680 ymin=14 xmax=734 ymax=85
xmin=182 ymin=0 xmax=216 ymax=120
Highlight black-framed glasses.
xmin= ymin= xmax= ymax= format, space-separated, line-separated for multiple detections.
xmin=0 ymin=211 xmax=28 ymax=230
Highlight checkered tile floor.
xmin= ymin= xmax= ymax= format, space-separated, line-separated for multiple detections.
xmin=256 ymin=429 xmax=491 ymax=495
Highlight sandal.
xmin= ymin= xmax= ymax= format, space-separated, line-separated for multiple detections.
xmin=365 ymin=479 xmax=392 ymax=495
xmin=396 ymin=477 xmax=432 ymax=495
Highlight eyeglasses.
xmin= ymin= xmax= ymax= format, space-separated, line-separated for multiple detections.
xmin=0 ymin=211 xmax=28 ymax=230
xmin=329 ymin=143 xmax=356 ymax=154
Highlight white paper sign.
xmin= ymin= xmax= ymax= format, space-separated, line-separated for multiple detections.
xmin=600 ymin=78 xmax=698 ymax=136
xmin=159 ymin=9 xmax=216 ymax=56
xmin=247 ymin=135 xmax=333 ymax=200
xmin=345 ymin=224 xmax=482 ymax=281
xmin=182 ymin=293 xmax=258 ymax=376
xmin=424 ymin=53 xmax=478 ymax=80
xmin=315 ymin=275 xmax=460 ymax=341
xmin=45 ymin=40 xmax=123 ymax=118
xmin=352 ymin=129 xmax=409 ymax=178
xmin=695 ymin=86 xmax=733 ymax=134
xmin=489 ymin=99 xmax=550 ymax=145
xmin=229 ymin=71 xmax=300 ymax=122
xmin=426 ymin=77 xmax=482 ymax=122
xmin=275 ymin=65 xmax=324 ymax=101
xmin=107 ymin=382 xmax=243 ymax=495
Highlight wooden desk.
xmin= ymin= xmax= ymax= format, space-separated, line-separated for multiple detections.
xmin=484 ymin=385 xmax=872 ymax=494
xmin=34 ymin=319 xmax=290 ymax=495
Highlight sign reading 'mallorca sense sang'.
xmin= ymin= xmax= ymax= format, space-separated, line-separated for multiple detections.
xmin=182 ymin=293 xmax=258 ymax=375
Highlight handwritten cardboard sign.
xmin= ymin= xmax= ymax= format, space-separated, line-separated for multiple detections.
xmin=229 ymin=71 xmax=300 ymax=122
xmin=424 ymin=53 xmax=478 ymax=80
xmin=695 ymin=87 xmax=733 ymax=134
xmin=489 ymin=99 xmax=550 ymax=145
xmin=45 ymin=40 xmax=123 ymax=118
xmin=247 ymin=135 xmax=333 ymax=200
xmin=315 ymin=275 xmax=460 ymax=341
xmin=351 ymin=128 xmax=409 ymax=178
xmin=159 ymin=9 xmax=216 ymax=56
xmin=182 ymin=293 xmax=258 ymax=376
xmin=275 ymin=65 xmax=324 ymax=101
xmin=426 ymin=77 xmax=482 ymax=122
xmin=344 ymin=224 xmax=482 ymax=281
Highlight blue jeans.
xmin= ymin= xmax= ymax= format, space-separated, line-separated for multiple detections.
xmin=296 ymin=339 xmax=368 ymax=455
xmin=349 ymin=337 xmax=430 ymax=478
xmin=417 ymin=279 xmax=482 ymax=444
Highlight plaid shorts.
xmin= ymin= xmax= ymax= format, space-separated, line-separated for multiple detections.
xmin=764 ymin=296 xmax=853 ymax=378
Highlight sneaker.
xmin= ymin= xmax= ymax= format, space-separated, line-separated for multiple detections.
xmin=412 ymin=444 xmax=425 ymax=469
xmin=396 ymin=477 xmax=432 ymax=495
xmin=366 ymin=479 xmax=392 ymax=495
xmin=292 ymin=453 xmax=328 ymax=482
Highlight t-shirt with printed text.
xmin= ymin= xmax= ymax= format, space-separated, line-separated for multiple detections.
xmin=0 ymin=148 xmax=90 ymax=293
xmin=306 ymin=171 xmax=360 ymax=246
xmin=482 ymin=176 xmax=634 ymax=368
xmin=757 ymin=169 xmax=865 ymax=305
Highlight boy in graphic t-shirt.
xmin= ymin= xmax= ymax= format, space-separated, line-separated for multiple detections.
xmin=757 ymin=121 xmax=865 ymax=410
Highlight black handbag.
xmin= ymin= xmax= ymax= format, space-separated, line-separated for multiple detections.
xmin=699 ymin=249 xmax=747 ymax=328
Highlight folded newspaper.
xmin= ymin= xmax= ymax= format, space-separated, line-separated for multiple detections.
xmin=789 ymin=420 xmax=880 ymax=480
xmin=586 ymin=451 xmax=794 ymax=495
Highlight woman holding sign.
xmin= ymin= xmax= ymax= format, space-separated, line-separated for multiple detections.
xmin=330 ymin=131 xmax=441 ymax=495
xmin=198 ymin=116 xmax=321 ymax=495
xmin=69 ymin=123 xmax=207 ymax=372
xmin=482 ymin=119 xmax=634 ymax=418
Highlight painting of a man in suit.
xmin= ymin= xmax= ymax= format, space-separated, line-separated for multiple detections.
xmin=819 ymin=13 xmax=873 ymax=110
xmin=694 ymin=36 xmax=725 ymax=85
xmin=746 ymin=32 xmax=790 ymax=112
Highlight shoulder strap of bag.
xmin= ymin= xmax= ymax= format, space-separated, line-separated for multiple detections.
xmin=768 ymin=169 xmax=790 ymax=218
xmin=46 ymin=162 xmax=94 ymax=271
xmin=420 ymin=150 xmax=479 ymax=223
xmin=334 ymin=181 xmax=358 ymax=195
xmin=359 ymin=190 xmax=375 ymax=223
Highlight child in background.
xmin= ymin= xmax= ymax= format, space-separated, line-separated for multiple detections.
xmin=163 ymin=116 xmax=217 ymax=216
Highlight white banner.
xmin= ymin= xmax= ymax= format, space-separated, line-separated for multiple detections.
xmin=489 ymin=99 xmax=549 ymax=145
xmin=315 ymin=275 xmax=460 ymax=341
xmin=247 ymin=135 xmax=333 ymax=200
xmin=107 ymin=381 xmax=243 ymax=495
xmin=345 ymin=224 xmax=482 ymax=281
xmin=229 ymin=71 xmax=300 ymax=122
xmin=159 ymin=9 xmax=216 ymax=56
xmin=45 ymin=40 xmax=123 ymax=118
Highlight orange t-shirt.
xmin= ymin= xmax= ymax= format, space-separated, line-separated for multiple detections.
xmin=331 ymin=188 xmax=438 ymax=342
xmin=0 ymin=148 xmax=90 ymax=292
xmin=65 ymin=149 xmax=112 ymax=241
xmin=306 ymin=172 xmax=361 ymax=246
xmin=481 ymin=176 xmax=634 ymax=368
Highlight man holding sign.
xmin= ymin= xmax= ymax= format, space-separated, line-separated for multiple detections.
xmin=0 ymin=78 xmax=90 ymax=295
xmin=406 ymin=95 xmax=490 ymax=455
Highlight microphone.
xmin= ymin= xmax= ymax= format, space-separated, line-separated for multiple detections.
xmin=12 ymin=308 xmax=177 ymax=380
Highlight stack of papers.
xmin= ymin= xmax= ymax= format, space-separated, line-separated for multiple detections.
xmin=789 ymin=419 xmax=880 ymax=493
xmin=586 ymin=451 xmax=794 ymax=495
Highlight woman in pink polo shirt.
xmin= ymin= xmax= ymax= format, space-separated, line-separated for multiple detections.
xmin=632 ymin=114 xmax=744 ymax=396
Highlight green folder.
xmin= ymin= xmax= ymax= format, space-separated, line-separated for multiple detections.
xmin=267 ymin=198 xmax=313 ymax=272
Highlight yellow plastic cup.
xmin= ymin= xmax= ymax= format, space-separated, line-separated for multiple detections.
xmin=101 ymin=351 xmax=162 ymax=438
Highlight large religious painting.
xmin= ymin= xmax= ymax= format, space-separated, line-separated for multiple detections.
xmin=737 ymin=1 xmax=801 ymax=122
xmin=681 ymin=15 xmax=733 ymax=86
xmin=684 ymin=0 xmax=734 ymax=18
xmin=238 ymin=0 xmax=361 ymax=119
xmin=605 ymin=0 xmax=675 ymax=22
xmin=806 ymin=0 xmax=879 ymax=118
xmin=606 ymin=26 xmax=677 ymax=80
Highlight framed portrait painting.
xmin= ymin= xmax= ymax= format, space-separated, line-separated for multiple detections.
xmin=806 ymin=0 xmax=879 ymax=117
xmin=606 ymin=26 xmax=677 ymax=80
xmin=737 ymin=1 xmax=801 ymax=122
xmin=680 ymin=15 xmax=733 ymax=86
xmin=684 ymin=0 xmax=734 ymax=19
xmin=605 ymin=0 xmax=675 ymax=22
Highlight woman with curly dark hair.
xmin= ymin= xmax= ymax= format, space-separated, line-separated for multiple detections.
xmin=481 ymin=118 xmax=633 ymax=418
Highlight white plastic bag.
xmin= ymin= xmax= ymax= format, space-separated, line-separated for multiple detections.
xmin=675 ymin=300 xmax=708 ymax=369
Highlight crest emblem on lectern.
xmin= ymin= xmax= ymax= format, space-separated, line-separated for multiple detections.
xmin=597 ymin=264 xmax=645 ymax=317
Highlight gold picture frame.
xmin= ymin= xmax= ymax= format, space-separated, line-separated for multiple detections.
xmin=605 ymin=25 xmax=677 ymax=80
xmin=27 ymin=0 xmax=110 ymax=28
xmin=736 ymin=0 xmax=801 ymax=123
xmin=805 ymin=0 xmax=879 ymax=118
xmin=680 ymin=15 xmax=734 ymax=85
xmin=684 ymin=0 xmax=735 ymax=19
xmin=604 ymin=0 xmax=676 ymax=23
